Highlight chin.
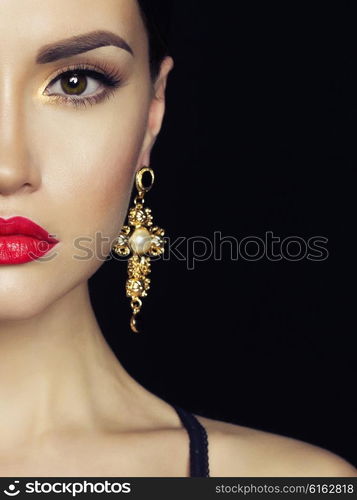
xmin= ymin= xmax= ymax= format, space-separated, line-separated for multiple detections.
xmin=0 ymin=266 xmax=73 ymax=322
xmin=0 ymin=289 xmax=54 ymax=321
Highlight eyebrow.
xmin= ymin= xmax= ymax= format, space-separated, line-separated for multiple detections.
xmin=36 ymin=30 xmax=134 ymax=64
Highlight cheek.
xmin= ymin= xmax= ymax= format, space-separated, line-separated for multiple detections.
xmin=38 ymin=96 xmax=149 ymax=255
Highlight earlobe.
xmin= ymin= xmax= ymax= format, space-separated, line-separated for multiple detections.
xmin=137 ymin=134 xmax=154 ymax=170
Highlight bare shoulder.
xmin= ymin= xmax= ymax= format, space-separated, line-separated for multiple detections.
xmin=194 ymin=414 xmax=357 ymax=477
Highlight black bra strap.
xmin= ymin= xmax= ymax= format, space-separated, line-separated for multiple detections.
xmin=172 ymin=404 xmax=210 ymax=477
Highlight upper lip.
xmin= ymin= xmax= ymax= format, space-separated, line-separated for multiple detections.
xmin=0 ymin=216 xmax=59 ymax=243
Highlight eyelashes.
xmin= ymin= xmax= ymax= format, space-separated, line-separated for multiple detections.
xmin=43 ymin=62 xmax=124 ymax=108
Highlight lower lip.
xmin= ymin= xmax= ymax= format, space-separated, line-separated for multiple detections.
xmin=0 ymin=235 xmax=58 ymax=265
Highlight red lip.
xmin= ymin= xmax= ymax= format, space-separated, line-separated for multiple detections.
xmin=0 ymin=216 xmax=59 ymax=265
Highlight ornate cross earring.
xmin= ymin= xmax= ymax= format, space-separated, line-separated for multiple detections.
xmin=111 ymin=167 xmax=165 ymax=333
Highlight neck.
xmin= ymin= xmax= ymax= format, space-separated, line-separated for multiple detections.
xmin=0 ymin=282 xmax=146 ymax=452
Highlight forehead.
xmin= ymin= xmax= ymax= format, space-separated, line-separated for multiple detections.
xmin=0 ymin=0 xmax=144 ymax=58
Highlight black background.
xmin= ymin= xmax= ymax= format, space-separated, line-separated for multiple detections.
xmin=90 ymin=1 xmax=356 ymax=466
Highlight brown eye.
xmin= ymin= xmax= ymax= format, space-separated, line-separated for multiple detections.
xmin=61 ymin=72 xmax=88 ymax=95
xmin=43 ymin=64 xmax=123 ymax=107
xmin=45 ymin=70 xmax=105 ymax=100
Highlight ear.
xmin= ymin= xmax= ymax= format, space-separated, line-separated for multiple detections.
xmin=136 ymin=56 xmax=174 ymax=169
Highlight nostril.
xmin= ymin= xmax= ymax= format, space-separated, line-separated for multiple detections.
xmin=21 ymin=183 xmax=35 ymax=193
xmin=0 ymin=182 xmax=33 ymax=196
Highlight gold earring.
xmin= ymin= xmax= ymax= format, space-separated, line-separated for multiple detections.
xmin=111 ymin=167 xmax=165 ymax=333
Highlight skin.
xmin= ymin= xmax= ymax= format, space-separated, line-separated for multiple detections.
xmin=0 ymin=0 xmax=355 ymax=477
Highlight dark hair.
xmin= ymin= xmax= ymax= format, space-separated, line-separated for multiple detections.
xmin=137 ymin=0 xmax=172 ymax=81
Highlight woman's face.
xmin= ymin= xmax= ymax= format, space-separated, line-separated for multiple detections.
xmin=0 ymin=0 xmax=172 ymax=320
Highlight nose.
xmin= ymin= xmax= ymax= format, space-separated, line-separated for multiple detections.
xmin=0 ymin=82 xmax=40 ymax=197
